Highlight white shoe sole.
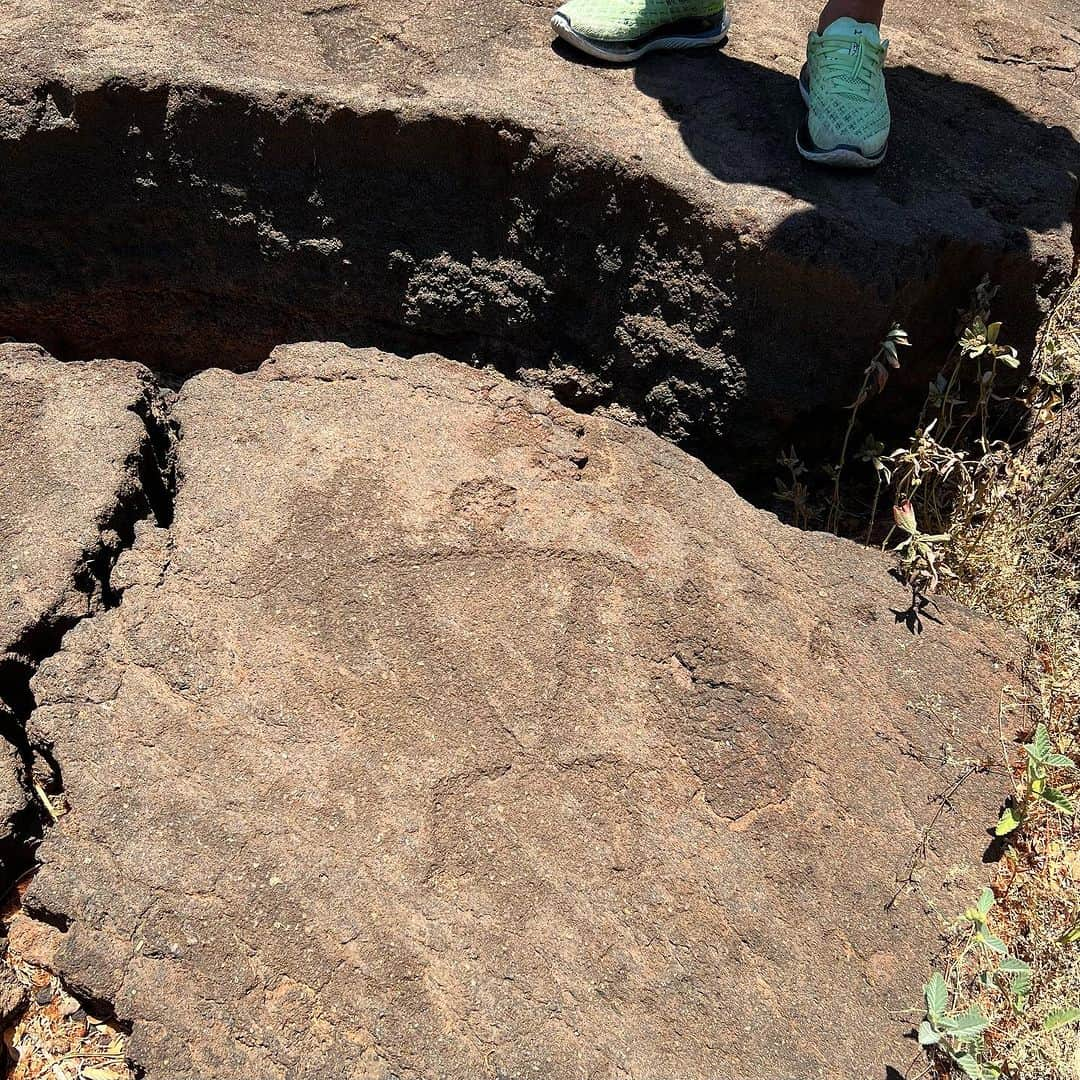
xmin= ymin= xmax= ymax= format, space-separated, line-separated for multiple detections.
xmin=796 ymin=69 xmax=887 ymax=168
xmin=551 ymin=9 xmax=730 ymax=63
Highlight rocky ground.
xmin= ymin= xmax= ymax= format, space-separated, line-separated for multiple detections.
xmin=0 ymin=0 xmax=1077 ymax=1077
xmin=0 ymin=340 xmax=1021 ymax=1078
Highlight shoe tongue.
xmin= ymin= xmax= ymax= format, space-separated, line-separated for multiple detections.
xmin=821 ymin=17 xmax=881 ymax=45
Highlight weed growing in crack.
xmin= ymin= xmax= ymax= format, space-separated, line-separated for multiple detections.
xmin=920 ymin=967 xmax=993 ymax=1079
xmin=824 ymin=323 xmax=910 ymax=534
xmin=775 ymin=446 xmax=811 ymax=529
xmin=891 ymin=496 xmax=952 ymax=595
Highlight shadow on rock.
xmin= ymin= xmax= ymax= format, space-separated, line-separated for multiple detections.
xmin=622 ymin=45 xmax=1080 ymax=494
xmin=630 ymin=50 xmax=1077 ymax=231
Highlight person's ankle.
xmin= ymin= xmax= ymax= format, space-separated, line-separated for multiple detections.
xmin=817 ymin=1 xmax=883 ymax=32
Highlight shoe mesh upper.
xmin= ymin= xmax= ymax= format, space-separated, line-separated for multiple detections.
xmin=556 ymin=0 xmax=725 ymax=42
xmin=806 ymin=26 xmax=890 ymax=155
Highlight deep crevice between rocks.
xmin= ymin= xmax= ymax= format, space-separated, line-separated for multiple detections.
xmin=0 ymin=73 xmax=1070 ymax=900
xmin=1 ymin=378 xmax=175 ymax=1060
xmin=0 ymin=64 xmax=1073 ymax=1079
xmin=1 ymin=77 xmax=1064 ymax=507
xmin=0 ymin=379 xmax=177 ymax=896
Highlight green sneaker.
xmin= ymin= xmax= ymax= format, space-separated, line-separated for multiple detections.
xmin=551 ymin=0 xmax=729 ymax=63
xmin=797 ymin=17 xmax=890 ymax=168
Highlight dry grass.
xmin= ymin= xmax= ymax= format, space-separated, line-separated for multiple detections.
xmin=931 ymin=274 xmax=1080 ymax=1080
xmin=3 ymin=960 xmax=134 ymax=1080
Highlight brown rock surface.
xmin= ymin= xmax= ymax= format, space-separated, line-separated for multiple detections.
xmin=0 ymin=0 xmax=1076 ymax=486
xmin=25 ymin=342 xmax=1017 ymax=1079
xmin=0 ymin=344 xmax=167 ymax=876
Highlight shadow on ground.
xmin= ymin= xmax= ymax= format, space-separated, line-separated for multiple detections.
xmin=551 ymin=41 xmax=1077 ymax=239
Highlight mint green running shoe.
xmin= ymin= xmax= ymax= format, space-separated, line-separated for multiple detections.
xmin=551 ymin=0 xmax=729 ymax=63
xmin=797 ymin=18 xmax=890 ymax=168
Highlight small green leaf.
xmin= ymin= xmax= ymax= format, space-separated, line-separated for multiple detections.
xmin=918 ymin=1020 xmax=940 ymax=1046
xmin=999 ymin=956 xmax=1029 ymax=974
xmin=1038 ymin=786 xmax=1076 ymax=815
xmin=1031 ymin=724 xmax=1052 ymax=761
xmin=1044 ymin=752 xmax=1075 ymax=769
xmin=949 ymin=1007 xmax=991 ymax=1042
xmin=999 ymin=956 xmax=1032 ymax=1000
xmin=1044 ymin=1008 xmax=1080 ymax=1032
xmin=924 ymin=972 xmax=948 ymax=1020
xmin=951 ymin=1050 xmax=984 ymax=1080
xmin=977 ymin=887 xmax=994 ymax=916
xmin=995 ymin=806 xmax=1023 ymax=836
xmin=979 ymin=931 xmax=1008 ymax=955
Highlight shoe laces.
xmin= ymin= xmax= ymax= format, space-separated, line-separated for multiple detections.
xmin=813 ymin=33 xmax=887 ymax=100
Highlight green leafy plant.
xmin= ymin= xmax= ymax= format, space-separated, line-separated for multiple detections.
xmin=964 ymin=887 xmax=1007 ymax=956
xmin=995 ymin=723 xmax=1076 ymax=837
xmin=958 ymin=890 xmax=1032 ymax=1011
xmin=920 ymin=971 xmax=996 ymax=1079
xmin=918 ymin=887 xmax=1043 ymax=1078
xmin=825 ymin=323 xmax=909 ymax=533
xmin=997 ymin=955 xmax=1032 ymax=1013
xmin=881 ymin=278 xmax=1023 ymax=598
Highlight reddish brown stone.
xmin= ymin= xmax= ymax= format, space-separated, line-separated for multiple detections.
xmin=26 ymin=343 xmax=1017 ymax=1080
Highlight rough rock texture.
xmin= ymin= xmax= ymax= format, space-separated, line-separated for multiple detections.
xmin=0 ymin=343 xmax=167 ymax=877
xmin=0 ymin=742 xmax=27 ymax=863
xmin=23 ymin=343 xmax=1018 ymax=1080
xmin=0 ymin=1 xmax=1076 ymax=488
xmin=0 ymin=954 xmax=26 ymax=1028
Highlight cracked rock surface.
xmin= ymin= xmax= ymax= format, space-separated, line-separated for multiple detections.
xmin=0 ymin=343 xmax=164 ymax=874
xmin=21 ymin=342 xmax=1018 ymax=1079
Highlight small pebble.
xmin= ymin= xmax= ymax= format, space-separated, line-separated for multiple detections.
xmin=59 ymin=994 xmax=82 ymax=1017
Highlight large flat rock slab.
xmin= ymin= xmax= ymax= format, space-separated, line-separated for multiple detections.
xmin=0 ymin=344 xmax=163 ymax=871
xmin=26 ymin=343 xmax=1017 ymax=1079
xmin=0 ymin=1 xmax=1076 ymax=484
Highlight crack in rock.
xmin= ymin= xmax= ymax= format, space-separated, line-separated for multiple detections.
xmin=0 ymin=343 xmax=177 ymax=1060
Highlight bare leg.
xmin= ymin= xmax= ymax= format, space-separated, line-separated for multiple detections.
xmin=818 ymin=0 xmax=884 ymax=30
